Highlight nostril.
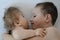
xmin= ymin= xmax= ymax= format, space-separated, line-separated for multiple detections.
xmin=30 ymin=19 xmax=32 ymax=22
xmin=30 ymin=20 xmax=31 ymax=22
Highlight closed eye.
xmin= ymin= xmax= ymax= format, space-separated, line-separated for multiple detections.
xmin=33 ymin=16 xmax=36 ymax=17
xmin=23 ymin=16 xmax=24 ymax=17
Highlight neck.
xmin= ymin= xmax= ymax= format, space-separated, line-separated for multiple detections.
xmin=43 ymin=23 xmax=53 ymax=28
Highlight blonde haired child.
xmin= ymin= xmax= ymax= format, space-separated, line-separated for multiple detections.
xmin=2 ymin=7 xmax=46 ymax=40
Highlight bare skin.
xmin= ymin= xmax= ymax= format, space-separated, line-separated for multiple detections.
xmin=2 ymin=26 xmax=46 ymax=40
xmin=24 ymin=6 xmax=60 ymax=40
xmin=25 ymin=27 xmax=60 ymax=40
xmin=2 ymin=10 xmax=46 ymax=40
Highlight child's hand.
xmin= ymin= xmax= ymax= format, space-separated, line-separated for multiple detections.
xmin=35 ymin=28 xmax=46 ymax=38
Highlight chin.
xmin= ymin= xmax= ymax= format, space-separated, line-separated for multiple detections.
xmin=32 ymin=26 xmax=37 ymax=29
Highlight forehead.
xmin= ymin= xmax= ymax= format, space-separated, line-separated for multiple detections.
xmin=32 ymin=7 xmax=43 ymax=15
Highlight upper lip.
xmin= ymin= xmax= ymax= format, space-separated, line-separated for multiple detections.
xmin=30 ymin=20 xmax=34 ymax=24
xmin=31 ymin=22 xmax=34 ymax=24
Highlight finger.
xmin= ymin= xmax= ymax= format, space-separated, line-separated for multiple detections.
xmin=39 ymin=32 xmax=44 ymax=38
xmin=41 ymin=31 xmax=46 ymax=37
xmin=39 ymin=31 xmax=46 ymax=38
xmin=42 ymin=31 xmax=46 ymax=35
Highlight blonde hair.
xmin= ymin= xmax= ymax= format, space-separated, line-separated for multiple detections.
xmin=3 ymin=7 xmax=23 ymax=32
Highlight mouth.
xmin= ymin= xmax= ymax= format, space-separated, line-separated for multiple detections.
xmin=31 ymin=22 xmax=34 ymax=25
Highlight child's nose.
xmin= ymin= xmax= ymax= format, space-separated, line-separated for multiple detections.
xmin=30 ymin=19 xmax=33 ymax=23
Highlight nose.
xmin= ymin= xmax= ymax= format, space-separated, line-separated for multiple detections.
xmin=29 ymin=19 xmax=33 ymax=29
xmin=30 ymin=19 xmax=33 ymax=23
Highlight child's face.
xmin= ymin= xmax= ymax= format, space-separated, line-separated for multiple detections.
xmin=30 ymin=7 xmax=46 ymax=29
xmin=15 ymin=12 xmax=29 ymax=29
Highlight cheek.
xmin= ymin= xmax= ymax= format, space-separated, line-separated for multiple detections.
xmin=34 ymin=17 xmax=41 ymax=23
xmin=21 ymin=18 xmax=29 ymax=29
xmin=23 ymin=19 xmax=29 ymax=29
xmin=34 ymin=17 xmax=44 ymax=26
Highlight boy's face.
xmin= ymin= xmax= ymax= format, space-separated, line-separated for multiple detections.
xmin=30 ymin=7 xmax=46 ymax=29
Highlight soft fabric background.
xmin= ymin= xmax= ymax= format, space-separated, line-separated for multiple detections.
xmin=0 ymin=0 xmax=60 ymax=40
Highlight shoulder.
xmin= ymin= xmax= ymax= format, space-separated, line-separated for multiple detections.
xmin=2 ymin=33 xmax=11 ymax=37
xmin=2 ymin=33 xmax=9 ymax=40
xmin=45 ymin=27 xmax=60 ymax=40
xmin=2 ymin=33 xmax=9 ymax=38
xmin=46 ymin=27 xmax=57 ymax=32
xmin=2 ymin=33 xmax=14 ymax=40
xmin=46 ymin=26 xmax=60 ymax=37
xmin=45 ymin=26 xmax=59 ymax=36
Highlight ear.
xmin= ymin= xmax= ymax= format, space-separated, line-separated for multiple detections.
xmin=13 ymin=20 xmax=20 ymax=25
xmin=45 ymin=14 xmax=52 ymax=23
xmin=14 ymin=21 xmax=23 ymax=28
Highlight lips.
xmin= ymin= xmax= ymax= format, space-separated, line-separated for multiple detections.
xmin=31 ymin=22 xmax=34 ymax=25
xmin=30 ymin=20 xmax=34 ymax=26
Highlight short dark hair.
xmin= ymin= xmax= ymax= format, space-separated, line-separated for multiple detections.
xmin=36 ymin=2 xmax=58 ymax=25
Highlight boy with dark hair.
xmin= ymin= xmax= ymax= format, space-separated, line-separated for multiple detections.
xmin=25 ymin=2 xmax=60 ymax=40
xmin=31 ymin=2 xmax=58 ymax=29
xmin=36 ymin=2 xmax=58 ymax=25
